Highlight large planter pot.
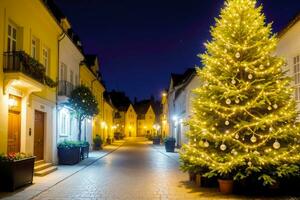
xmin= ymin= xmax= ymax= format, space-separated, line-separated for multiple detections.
xmin=58 ymin=147 xmax=81 ymax=165
xmin=195 ymin=174 xmax=202 ymax=187
xmin=189 ymin=171 xmax=196 ymax=182
xmin=152 ymin=138 xmax=161 ymax=145
xmin=0 ymin=156 xmax=35 ymax=192
xmin=165 ymin=140 xmax=176 ymax=152
xmin=80 ymin=145 xmax=89 ymax=160
xmin=218 ymin=179 xmax=234 ymax=194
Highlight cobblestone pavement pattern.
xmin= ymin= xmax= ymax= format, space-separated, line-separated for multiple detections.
xmin=32 ymin=138 xmax=296 ymax=200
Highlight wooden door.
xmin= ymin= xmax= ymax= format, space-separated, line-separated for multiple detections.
xmin=34 ymin=111 xmax=45 ymax=161
xmin=7 ymin=111 xmax=21 ymax=153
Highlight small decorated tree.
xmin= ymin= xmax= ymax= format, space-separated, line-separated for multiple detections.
xmin=68 ymin=85 xmax=99 ymax=141
xmin=180 ymin=0 xmax=300 ymax=186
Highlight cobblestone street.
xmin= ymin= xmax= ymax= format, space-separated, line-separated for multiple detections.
xmin=31 ymin=138 xmax=209 ymax=200
xmin=22 ymin=138 xmax=292 ymax=200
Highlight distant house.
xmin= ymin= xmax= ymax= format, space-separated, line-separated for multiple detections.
xmin=134 ymin=100 xmax=156 ymax=137
xmin=110 ymin=91 xmax=137 ymax=137
xmin=276 ymin=13 xmax=300 ymax=113
xmin=168 ymin=68 xmax=201 ymax=147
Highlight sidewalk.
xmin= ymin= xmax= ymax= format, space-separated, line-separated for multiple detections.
xmin=151 ymin=143 xmax=180 ymax=162
xmin=0 ymin=140 xmax=125 ymax=200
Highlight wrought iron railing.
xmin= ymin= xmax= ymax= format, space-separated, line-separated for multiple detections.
xmin=3 ymin=51 xmax=56 ymax=87
xmin=58 ymin=80 xmax=74 ymax=97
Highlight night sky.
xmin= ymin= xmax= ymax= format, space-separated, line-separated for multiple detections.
xmin=54 ymin=0 xmax=300 ymax=100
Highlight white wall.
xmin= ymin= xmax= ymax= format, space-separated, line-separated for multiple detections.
xmin=173 ymin=76 xmax=201 ymax=146
xmin=276 ymin=19 xmax=300 ymax=113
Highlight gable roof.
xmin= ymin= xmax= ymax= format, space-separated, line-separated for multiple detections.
xmin=134 ymin=100 xmax=152 ymax=115
xmin=173 ymin=68 xmax=197 ymax=99
xmin=278 ymin=12 xmax=300 ymax=38
xmin=109 ymin=91 xmax=132 ymax=112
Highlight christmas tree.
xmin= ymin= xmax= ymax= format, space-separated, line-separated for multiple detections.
xmin=180 ymin=0 xmax=300 ymax=185
xmin=68 ymin=85 xmax=99 ymax=141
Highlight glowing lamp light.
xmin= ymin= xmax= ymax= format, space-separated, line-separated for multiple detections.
xmin=172 ymin=115 xmax=178 ymax=122
xmin=8 ymin=98 xmax=17 ymax=107
xmin=87 ymin=118 xmax=91 ymax=123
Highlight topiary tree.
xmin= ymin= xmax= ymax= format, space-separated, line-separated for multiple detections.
xmin=180 ymin=0 xmax=300 ymax=185
xmin=68 ymin=85 xmax=99 ymax=141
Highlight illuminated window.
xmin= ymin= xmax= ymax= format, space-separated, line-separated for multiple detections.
xmin=59 ymin=109 xmax=69 ymax=136
xmin=7 ymin=23 xmax=17 ymax=51
xmin=294 ymin=55 xmax=300 ymax=100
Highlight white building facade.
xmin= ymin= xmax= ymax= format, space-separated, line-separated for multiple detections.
xmin=276 ymin=14 xmax=300 ymax=113
xmin=168 ymin=68 xmax=201 ymax=147
xmin=57 ymin=25 xmax=84 ymax=144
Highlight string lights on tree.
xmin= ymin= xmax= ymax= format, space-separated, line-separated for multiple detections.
xmin=180 ymin=0 xmax=300 ymax=185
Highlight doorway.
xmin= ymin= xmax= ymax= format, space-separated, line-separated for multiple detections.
xmin=34 ymin=110 xmax=45 ymax=161
xmin=7 ymin=111 xmax=21 ymax=153
xmin=7 ymin=95 xmax=21 ymax=153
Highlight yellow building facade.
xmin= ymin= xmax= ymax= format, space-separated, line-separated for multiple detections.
xmin=0 ymin=0 xmax=61 ymax=163
xmin=80 ymin=56 xmax=105 ymax=145
xmin=103 ymin=97 xmax=115 ymax=142
xmin=136 ymin=105 xmax=156 ymax=136
xmin=160 ymin=91 xmax=169 ymax=137
xmin=124 ymin=104 xmax=137 ymax=137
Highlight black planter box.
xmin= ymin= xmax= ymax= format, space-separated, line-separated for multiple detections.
xmin=80 ymin=145 xmax=89 ymax=160
xmin=152 ymin=138 xmax=161 ymax=145
xmin=58 ymin=147 xmax=81 ymax=165
xmin=0 ymin=157 xmax=35 ymax=192
xmin=165 ymin=140 xmax=176 ymax=152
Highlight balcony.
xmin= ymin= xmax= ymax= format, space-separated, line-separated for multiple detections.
xmin=58 ymin=80 xmax=74 ymax=97
xmin=3 ymin=51 xmax=56 ymax=94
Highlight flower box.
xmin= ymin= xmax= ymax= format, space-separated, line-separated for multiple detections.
xmin=57 ymin=147 xmax=81 ymax=165
xmin=0 ymin=156 xmax=35 ymax=192
xmin=164 ymin=137 xmax=176 ymax=152
xmin=152 ymin=137 xmax=161 ymax=145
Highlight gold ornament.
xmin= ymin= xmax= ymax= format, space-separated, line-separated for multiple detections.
xmin=226 ymin=99 xmax=231 ymax=105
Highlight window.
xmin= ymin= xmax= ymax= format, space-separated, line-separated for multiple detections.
xmin=294 ymin=55 xmax=300 ymax=101
xmin=42 ymin=47 xmax=49 ymax=73
xmin=60 ymin=63 xmax=67 ymax=81
xmin=7 ymin=23 xmax=17 ymax=51
xmin=70 ymin=70 xmax=74 ymax=85
xmin=31 ymin=37 xmax=39 ymax=59
xmin=59 ymin=110 xmax=69 ymax=136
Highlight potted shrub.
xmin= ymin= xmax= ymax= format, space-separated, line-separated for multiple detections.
xmin=80 ymin=141 xmax=89 ymax=160
xmin=57 ymin=141 xmax=81 ymax=165
xmin=106 ymin=136 xmax=112 ymax=145
xmin=164 ymin=137 xmax=176 ymax=152
xmin=114 ymin=132 xmax=124 ymax=140
xmin=152 ymin=134 xmax=161 ymax=145
xmin=0 ymin=153 xmax=35 ymax=192
xmin=93 ymin=134 xmax=103 ymax=150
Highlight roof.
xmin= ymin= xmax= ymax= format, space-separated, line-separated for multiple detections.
xmin=109 ymin=91 xmax=132 ymax=111
xmin=43 ymin=0 xmax=83 ymax=53
xmin=173 ymin=68 xmax=197 ymax=99
xmin=278 ymin=12 xmax=300 ymax=38
xmin=171 ymin=68 xmax=195 ymax=89
xmin=134 ymin=99 xmax=162 ymax=120
xmin=103 ymin=92 xmax=115 ymax=109
xmin=134 ymin=100 xmax=151 ymax=116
